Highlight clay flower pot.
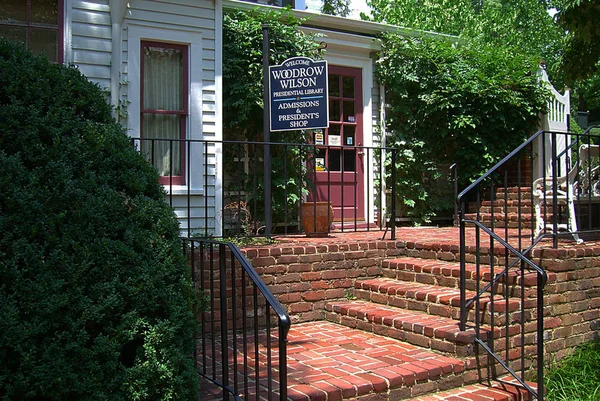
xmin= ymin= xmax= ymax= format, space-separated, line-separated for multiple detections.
xmin=301 ymin=202 xmax=334 ymax=237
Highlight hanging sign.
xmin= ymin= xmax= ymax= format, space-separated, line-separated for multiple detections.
xmin=269 ymin=57 xmax=329 ymax=132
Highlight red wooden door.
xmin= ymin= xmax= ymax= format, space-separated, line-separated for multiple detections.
xmin=310 ymin=65 xmax=364 ymax=223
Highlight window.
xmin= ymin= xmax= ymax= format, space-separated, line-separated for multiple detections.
xmin=140 ymin=41 xmax=189 ymax=185
xmin=0 ymin=0 xmax=62 ymax=62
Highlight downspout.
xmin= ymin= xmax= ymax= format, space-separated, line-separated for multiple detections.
xmin=109 ymin=0 xmax=128 ymax=118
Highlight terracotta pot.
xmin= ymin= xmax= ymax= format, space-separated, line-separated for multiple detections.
xmin=301 ymin=202 xmax=334 ymax=237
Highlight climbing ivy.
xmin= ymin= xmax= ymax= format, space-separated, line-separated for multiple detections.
xmin=222 ymin=9 xmax=324 ymax=232
xmin=376 ymin=35 xmax=549 ymax=221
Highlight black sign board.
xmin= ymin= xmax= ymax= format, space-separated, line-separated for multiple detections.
xmin=269 ymin=57 xmax=329 ymax=132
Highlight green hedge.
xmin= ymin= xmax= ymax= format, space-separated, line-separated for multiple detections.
xmin=0 ymin=40 xmax=198 ymax=400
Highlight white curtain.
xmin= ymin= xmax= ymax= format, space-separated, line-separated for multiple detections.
xmin=141 ymin=44 xmax=184 ymax=177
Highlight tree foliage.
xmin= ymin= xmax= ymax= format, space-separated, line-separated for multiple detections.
xmin=0 ymin=40 xmax=198 ymax=400
xmin=321 ymin=0 xmax=351 ymax=17
xmin=366 ymin=0 xmax=564 ymax=76
xmin=361 ymin=0 xmax=558 ymax=220
xmin=556 ymin=0 xmax=600 ymax=83
xmin=223 ymin=9 xmax=323 ymax=140
xmin=376 ymin=35 xmax=548 ymax=220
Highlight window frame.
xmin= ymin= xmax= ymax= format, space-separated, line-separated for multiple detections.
xmin=126 ymin=23 xmax=205 ymax=195
xmin=0 ymin=0 xmax=64 ymax=63
xmin=140 ymin=40 xmax=189 ymax=186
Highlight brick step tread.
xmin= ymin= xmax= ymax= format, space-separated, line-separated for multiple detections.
xmin=381 ymin=257 xmax=554 ymax=287
xmin=412 ymin=382 xmax=535 ymax=401
xmin=479 ymin=199 xmax=534 ymax=207
xmin=478 ymin=206 xmax=533 ymax=214
xmin=497 ymin=187 xmax=532 ymax=193
xmin=325 ymin=300 xmax=496 ymax=344
xmin=286 ymin=321 xmax=466 ymax=401
xmin=464 ymin=213 xmax=534 ymax=222
xmin=354 ymin=278 xmax=520 ymax=313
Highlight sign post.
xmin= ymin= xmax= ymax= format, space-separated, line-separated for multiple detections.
xmin=262 ymin=25 xmax=272 ymax=237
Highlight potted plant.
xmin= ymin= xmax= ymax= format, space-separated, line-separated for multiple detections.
xmin=300 ymin=154 xmax=334 ymax=237
xmin=300 ymin=200 xmax=334 ymax=237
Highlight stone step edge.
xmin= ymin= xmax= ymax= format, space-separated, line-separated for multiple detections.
xmin=411 ymin=381 xmax=535 ymax=401
xmin=354 ymin=277 xmax=521 ymax=313
xmin=324 ymin=300 xmax=498 ymax=345
xmin=381 ymin=257 xmax=555 ymax=286
xmin=287 ymin=363 xmax=467 ymax=401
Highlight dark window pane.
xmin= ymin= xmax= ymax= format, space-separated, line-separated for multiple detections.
xmin=0 ymin=0 xmax=27 ymax=24
xmin=343 ymin=100 xmax=355 ymax=122
xmin=31 ymin=0 xmax=58 ymax=25
xmin=328 ymin=124 xmax=340 ymax=136
xmin=343 ymin=150 xmax=355 ymax=172
xmin=0 ymin=25 xmax=26 ymax=44
xmin=328 ymin=74 xmax=340 ymax=97
xmin=328 ymin=149 xmax=341 ymax=171
xmin=344 ymin=125 xmax=355 ymax=146
xmin=330 ymin=100 xmax=341 ymax=122
xmin=342 ymin=76 xmax=354 ymax=98
xmin=30 ymin=28 xmax=58 ymax=61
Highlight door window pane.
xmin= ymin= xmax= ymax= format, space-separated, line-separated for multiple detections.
xmin=328 ymin=149 xmax=341 ymax=172
xmin=342 ymin=76 xmax=354 ymax=98
xmin=329 ymin=74 xmax=340 ymax=97
xmin=328 ymin=124 xmax=341 ymax=136
xmin=330 ymin=100 xmax=341 ymax=122
xmin=344 ymin=125 xmax=355 ymax=146
xmin=343 ymin=101 xmax=355 ymax=122
xmin=343 ymin=150 xmax=356 ymax=172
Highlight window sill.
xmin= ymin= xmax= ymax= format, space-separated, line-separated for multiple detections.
xmin=163 ymin=186 xmax=205 ymax=196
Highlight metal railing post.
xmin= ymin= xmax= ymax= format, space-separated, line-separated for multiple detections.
xmin=390 ymin=148 xmax=397 ymax=240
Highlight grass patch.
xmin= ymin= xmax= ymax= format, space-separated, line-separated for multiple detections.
xmin=545 ymin=339 xmax=600 ymax=401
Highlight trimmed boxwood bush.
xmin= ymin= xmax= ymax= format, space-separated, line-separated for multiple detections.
xmin=0 ymin=40 xmax=198 ymax=400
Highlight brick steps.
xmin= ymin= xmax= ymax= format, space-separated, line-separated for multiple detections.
xmin=464 ymin=212 xmax=534 ymax=229
xmin=286 ymin=321 xmax=469 ymax=401
xmin=353 ymin=277 xmax=520 ymax=321
xmin=381 ymin=257 xmax=549 ymax=297
xmin=324 ymin=300 xmax=497 ymax=357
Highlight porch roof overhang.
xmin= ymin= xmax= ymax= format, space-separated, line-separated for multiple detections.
xmin=223 ymin=0 xmax=459 ymax=43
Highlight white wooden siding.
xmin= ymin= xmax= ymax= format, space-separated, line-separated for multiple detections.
xmin=67 ymin=0 xmax=220 ymax=236
xmin=71 ymin=0 xmax=112 ymax=89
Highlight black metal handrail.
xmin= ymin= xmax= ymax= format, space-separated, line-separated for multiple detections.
xmin=184 ymin=238 xmax=290 ymax=401
xmin=133 ymin=137 xmax=401 ymax=239
xmin=457 ymin=126 xmax=600 ymax=399
xmin=457 ymin=130 xmax=547 ymax=400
